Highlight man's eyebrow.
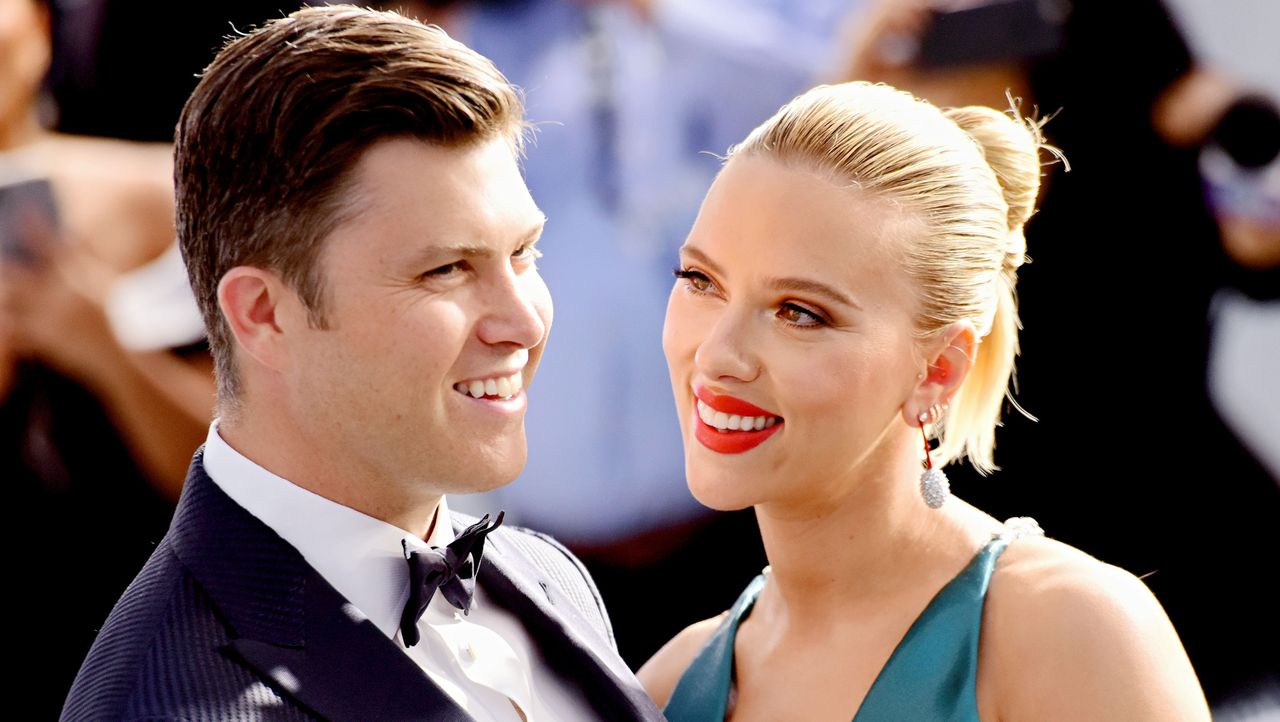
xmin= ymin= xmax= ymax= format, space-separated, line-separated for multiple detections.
xmin=409 ymin=242 xmax=491 ymax=268
xmin=680 ymin=245 xmax=861 ymax=310
xmin=408 ymin=214 xmax=548 ymax=268
xmin=521 ymin=213 xmax=548 ymax=244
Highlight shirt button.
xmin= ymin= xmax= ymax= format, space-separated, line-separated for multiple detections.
xmin=462 ymin=641 xmax=477 ymax=662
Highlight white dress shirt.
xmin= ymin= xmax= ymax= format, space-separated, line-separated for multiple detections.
xmin=202 ymin=422 xmax=595 ymax=722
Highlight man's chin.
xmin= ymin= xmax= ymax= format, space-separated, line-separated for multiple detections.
xmin=465 ymin=470 xmax=523 ymax=495
xmin=445 ymin=448 xmax=528 ymax=496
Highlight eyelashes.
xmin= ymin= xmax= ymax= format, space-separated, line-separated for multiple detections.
xmin=672 ymin=266 xmax=828 ymax=328
xmin=672 ymin=268 xmax=713 ymax=293
xmin=512 ymin=244 xmax=543 ymax=263
xmin=777 ymin=303 xmax=825 ymax=327
xmin=423 ymin=261 xmax=465 ymax=278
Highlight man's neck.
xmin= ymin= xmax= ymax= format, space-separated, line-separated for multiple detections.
xmin=217 ymin=409 xmax=443 ymax=540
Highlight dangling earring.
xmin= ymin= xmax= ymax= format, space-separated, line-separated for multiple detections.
xmin=918 ymin=408 xmax=950 ymax=509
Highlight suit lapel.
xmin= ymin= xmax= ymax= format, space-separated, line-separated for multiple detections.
xmin=171 ymin=453 xmax=472 ymax=722
xmin=473 ymin=522 xmax=664 ymax=722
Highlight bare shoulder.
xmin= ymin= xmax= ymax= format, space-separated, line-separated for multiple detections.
xmin=637 ymin=613 xmax=728 ymax=709
xmin=979 ymin=536 xmax=1210 ymax=721
xmin=42 ymin=135 xmax=177 ymax=269
xmin=45 ymin=134 xmax=173 ymax=171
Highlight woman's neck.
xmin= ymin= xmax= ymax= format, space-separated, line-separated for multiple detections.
xmin=0 ymin=109 xmax=46 ymax=152
xmin=752 ymin=430 xmax=984 ymax=624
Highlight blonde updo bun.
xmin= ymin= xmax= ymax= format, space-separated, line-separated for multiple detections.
xmin=731 ymin=82 xmax=1058 ymax=474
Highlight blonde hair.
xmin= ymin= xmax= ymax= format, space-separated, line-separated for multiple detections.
xmin=730 ymin=82 xmax=1055 ymax=474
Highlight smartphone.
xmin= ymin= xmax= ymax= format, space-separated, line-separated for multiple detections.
xmin=917 ymin=0 xmax=1068 ymax=69
xmin=0 ymin=176 xmax=60 ymax=265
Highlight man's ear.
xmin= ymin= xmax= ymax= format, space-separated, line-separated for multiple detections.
xmin=217 ymin=266 xmax=297 ymax=374
xmin=901 ymin=321 xmax=978 ymax=426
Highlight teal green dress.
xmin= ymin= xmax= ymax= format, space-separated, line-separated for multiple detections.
xmin=663 ymin=519 xmax=1043 ymax=722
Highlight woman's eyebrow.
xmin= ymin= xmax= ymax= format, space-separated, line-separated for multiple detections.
xmin=768 ymin=276 xmax=860 ymax=310
xmin=679 ymin=245 xmax=726 ymax=276
xmin=681 ymin=245 xmax=860 ymax=310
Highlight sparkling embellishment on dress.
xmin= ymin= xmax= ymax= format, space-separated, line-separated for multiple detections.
xmin=998 ymin=516 xmax=1044 ymax=540
xmin=920 ymin=468 xmax=950 ymax=509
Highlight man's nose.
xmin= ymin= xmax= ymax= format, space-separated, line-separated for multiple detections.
xmin=476 ymin=269 xmax=549 ymax=350
xmin=694 ymin=307 xmax=760 ymax=383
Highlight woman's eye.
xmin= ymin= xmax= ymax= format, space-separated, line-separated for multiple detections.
xmin=673 ymin=268 xmax=715 ymax=293
xmin=779 ymin=303 xmax=826 ymax=327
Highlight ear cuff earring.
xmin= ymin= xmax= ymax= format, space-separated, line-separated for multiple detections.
xmin=918 ymin=406 xmax=950 ymax=509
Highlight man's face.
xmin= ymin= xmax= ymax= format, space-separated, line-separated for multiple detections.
xmin=283 ymin=137 xmax=551 ymax=503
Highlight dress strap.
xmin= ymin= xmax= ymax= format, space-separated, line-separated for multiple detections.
xmin=852 ymin=517 xmax=1043 ymax=721
xmin=664 ymin=573 xmax=767 ymax=722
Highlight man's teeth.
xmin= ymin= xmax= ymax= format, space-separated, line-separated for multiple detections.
xmin=697 ymin=400 xmax=779 ymax=432
xmin=454 ymin=371 xmax=523 ymax=399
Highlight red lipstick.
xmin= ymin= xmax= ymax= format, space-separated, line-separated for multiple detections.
xmin=691 ymin=386 xmax=783 ymax=455
xmin=694 ymin=386 xmax=779 ymax=417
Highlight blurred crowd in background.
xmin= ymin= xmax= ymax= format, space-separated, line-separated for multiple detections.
xmin=3 ymin=0 xmax=1276 ymax=718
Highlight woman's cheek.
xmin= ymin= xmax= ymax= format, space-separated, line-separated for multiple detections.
xmin=662 ymin=291 xmax=700 ymax=365
xmin=777 ymin=346 xmax=854 ymax=422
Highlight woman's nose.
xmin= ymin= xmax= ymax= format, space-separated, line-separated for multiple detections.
xmin=694 ymin=309 xmax=760 ymax=383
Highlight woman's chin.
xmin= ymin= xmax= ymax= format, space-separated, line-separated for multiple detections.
xmin=686 ymin=470 xmax=760 ymax=512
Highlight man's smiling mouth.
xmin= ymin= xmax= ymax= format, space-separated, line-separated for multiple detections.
xmin=453 ymin=371 xmax=524 ymax=400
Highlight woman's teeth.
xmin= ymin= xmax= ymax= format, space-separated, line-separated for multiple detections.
xmin=697 ymin=399 xmax=779 ymax=432
xmin=454 ymin=371 xmax=523 ymax=399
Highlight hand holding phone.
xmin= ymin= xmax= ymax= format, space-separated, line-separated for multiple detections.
xmin=916 ymin=0 xmax=1067 ymax=69
xmin=0 ymin=177 xmax=61 ymax=266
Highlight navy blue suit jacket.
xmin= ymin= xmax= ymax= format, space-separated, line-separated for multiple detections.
xmin=62 ymin=451 xmax=664 ymax=721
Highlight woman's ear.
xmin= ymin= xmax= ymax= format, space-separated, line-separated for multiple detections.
xmin=901 ymin=320 xmax=977 ymax=425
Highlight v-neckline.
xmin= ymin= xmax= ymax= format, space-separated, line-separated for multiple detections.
xmin=726 ymin=537 xmax=1001 ymax=721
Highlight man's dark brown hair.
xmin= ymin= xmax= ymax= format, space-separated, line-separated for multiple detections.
xmin=175 ymin=4 xmax=525 ymax=406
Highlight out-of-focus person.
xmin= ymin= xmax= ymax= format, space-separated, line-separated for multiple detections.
xmin=837 ymin=0 xmax=1048 ymax=108
xmin=1155 ymin=65 xmax=1280 ymax=720
xmin=1 ymin=0 xmax=211 ymax=497
xmin=1 ymin=0 xmax=213 ymax=714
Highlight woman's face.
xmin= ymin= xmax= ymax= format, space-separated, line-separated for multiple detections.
xmin=0 ymin=0 xmax=50 ymax=130
xmin=663 ymin=155 xmax=929 ymax=512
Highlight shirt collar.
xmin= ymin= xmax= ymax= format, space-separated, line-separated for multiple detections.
xmin=202 ymin=420 xmax=452 ymax=639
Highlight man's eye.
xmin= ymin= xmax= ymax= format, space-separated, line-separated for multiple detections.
xmin=673 ymin=268 xmax=714 ymax=293
xmin=513 ymin=244 xmax=543 ymax=262
xmin=422 ymin=261 xmax=465 ymax=278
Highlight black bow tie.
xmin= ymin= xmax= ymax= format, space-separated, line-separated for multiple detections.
xmin=399 ymin=511 xmax=505 ymax=648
